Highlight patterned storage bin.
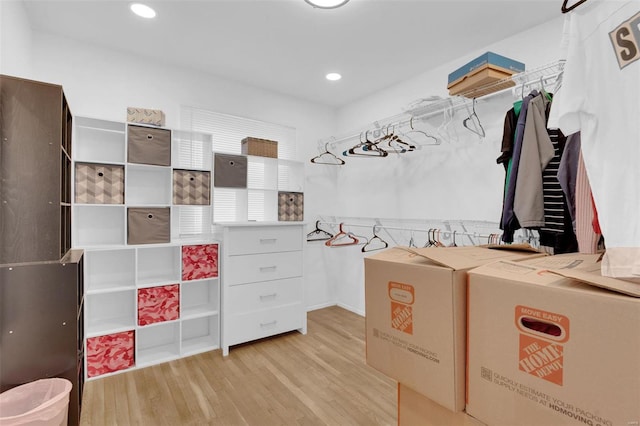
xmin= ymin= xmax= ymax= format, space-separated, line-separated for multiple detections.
xmin=86 ymin=331 xmax=135 ymax=378
xmin=173 ymin=169 xmax=211 ymax=205
xmin=127 ymin=207 xmax=170 ymax=245
xmin=75 ymin=163 xmax=124 ymax=204
xmin=137 ymin=284 xmax=180 ymax=326
xmin=127 ymin=107 xmax=165 ymax=127
xmin=182 ymin=244 xmax=219 ymax=281
xmin=127 ymin=124 xmax=171 ymax=166
xmin=214 ymin=153 xmax=247 ymax=188
xmin=278 ymin=192 xmax=304 ymax=221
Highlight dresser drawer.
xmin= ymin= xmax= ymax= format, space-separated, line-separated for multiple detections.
xmin=225 ymin=303 xmax=304 ymax=347
xmin=225 ymin=251 xmax=302 ymax=285
xmin=226 ymin=278 xmax=302 ymax=315
xmin=226 ymin=225 xmax=302 ymax=255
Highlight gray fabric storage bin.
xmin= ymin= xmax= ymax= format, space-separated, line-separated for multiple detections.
xmin=127 ymin=124 xmax=171 ymax=166
xmin=214 ymin=153 xmax=247 ymax=188
xmin=173 ymin=169 xmax=211 ymax=205
xmin=127 ymin=207 xmax=170 ymax=244
xmin=278 ymin=192 xmax=304 ymax=221
xmin=75 ymin=162 xmax=124 ymax=204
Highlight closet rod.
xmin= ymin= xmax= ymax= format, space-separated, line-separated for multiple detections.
xmin=319 ymin=60 xmax=565 ymax=149
xmin=318 ymin=221 xmax=502 ymax=241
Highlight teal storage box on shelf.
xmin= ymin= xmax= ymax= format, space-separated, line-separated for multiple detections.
xmin=447 ymin=52 xmax=525 ymax=97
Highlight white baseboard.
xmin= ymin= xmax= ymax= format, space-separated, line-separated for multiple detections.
xmin=306 ymin=302 xmax=366 ymax=317
xmin=306 ymin=302 xmax=337 ymax=312
xmin=337 ymin=303 xmax=365 ymax=317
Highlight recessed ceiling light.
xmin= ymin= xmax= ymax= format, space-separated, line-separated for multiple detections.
xmin=130 ymin=3 xmax=156 ymax=19
xmin=326 ymin=73 xmax=342 ymax=81
xmin=305 ymin=0 xmax=350 ymax=9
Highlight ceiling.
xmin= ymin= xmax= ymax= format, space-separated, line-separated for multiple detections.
xmin=22 ymin=0 xmax=560 ymax=107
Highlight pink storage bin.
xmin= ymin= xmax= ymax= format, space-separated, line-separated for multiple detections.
xmin=182 ymin=244 xmax=219 ymax=281
xmin=138 ymin=284 xmax=180 ymax=326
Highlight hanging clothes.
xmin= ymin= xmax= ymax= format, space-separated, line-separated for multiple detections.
xmin=557 ymin=132 xmax=602 ymax=254
xmin=513 ymin=92 xmax=555 ymax=229
xmin=497 ymin=90 xmax=578 ymax=253
xmin=550 ymin=0 xmax=640 ymax=278
xmin=500 ymin=91 xmax=538 ymax=243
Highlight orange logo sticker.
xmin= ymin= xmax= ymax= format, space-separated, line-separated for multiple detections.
xmin=515 ymin=305 xmax=569 ymax=386
xmin=389 ymin=282 xmax=414 ymax=335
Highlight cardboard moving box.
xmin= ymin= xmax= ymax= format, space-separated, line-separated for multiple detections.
xmin=398 ymin=383 xmax=485 ymax=426
xmin=467 ymin=253 xmax=640 ymax=426
xmin=364 ymin=246 xmax=543 ymax=412
xmin=447 ymin=52 xmax=525 ymax=97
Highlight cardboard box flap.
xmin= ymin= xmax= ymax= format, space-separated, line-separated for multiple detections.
xmin=487 ymin=243 xmax=541 ymax=253
xmin=547 ymin=266 xmax=640 ymax=298
xmin=519 ymin=253 xmax=602 ymax=269
xmin=397 ymin=245 xmax=541 ymax=271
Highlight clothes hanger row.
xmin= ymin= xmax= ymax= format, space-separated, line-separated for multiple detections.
xmin=310 ymin=117 xmax=441 ymax=164
xmin=314 ymin=221 xmax=515 ymax=249
xmin=322 ymin=223 xmax=390 ymax=251
xmin=310 ymin=61 xmax=564 ymax=166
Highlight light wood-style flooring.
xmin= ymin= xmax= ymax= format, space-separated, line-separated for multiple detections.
xmin=80 ymin=306 xmax=397 ymax=425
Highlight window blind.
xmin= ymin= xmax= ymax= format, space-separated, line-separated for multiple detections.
xmin=179 ymin=106 xmax=297 ymax=223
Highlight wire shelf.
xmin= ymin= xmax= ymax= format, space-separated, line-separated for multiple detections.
xmin=315 ymin=60 xmax=565 ymax=153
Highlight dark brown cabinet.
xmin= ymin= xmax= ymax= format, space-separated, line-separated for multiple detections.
xmin=0 ymin=251 xmax=84 ymax=426
xmin=0 ymin=75 xmax=82 ymax=425
xmin=0 ymin=74 xmax=72 ymax=264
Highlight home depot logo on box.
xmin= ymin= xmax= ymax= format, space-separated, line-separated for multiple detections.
xmin=388 ymin=281 xmax=415 ymax=335
xmin=515 ymin=305 xmax=570 ymax=386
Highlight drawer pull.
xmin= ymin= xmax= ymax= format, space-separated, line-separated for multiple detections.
xmin=259 ymin=266 xmax=277 ymax=272
xmin=259 ymin=238 xmax=277 ymax=244
xmin=260 ymin=320 xmax=277 ymax=327
xmin=259 ymin=293 xmax=277 ymax=300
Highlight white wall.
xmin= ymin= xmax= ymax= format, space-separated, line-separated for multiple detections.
xmin=27 ymin=31 xmax=338 ymax=310
xmin=313 ymin=17 xmax=567 ymax=315
xmin=0 ymin=0 xmax=33 ymax=76
xmin=9 ymin=11 xmax=567 ymax=316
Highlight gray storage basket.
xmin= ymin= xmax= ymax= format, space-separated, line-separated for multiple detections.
xmin=214 ymin=153 xmax=247 ymax=188
xmin=127 ymin=124 xmax=171 ymax=166
xmin=127 ymin=207 xmax=170 ymax=244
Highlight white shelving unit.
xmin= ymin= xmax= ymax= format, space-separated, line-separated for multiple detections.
xmin=74 ymin=115 xmax=304 ymax=379
xmin=212 ymin=154 xmax=305 ymax=222
xmin=74 ymin=117 xmax=221 ymax=380
xmin=82 ymin=242 xmax=220 ymax=379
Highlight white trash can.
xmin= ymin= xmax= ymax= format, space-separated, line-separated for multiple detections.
xmin=0 ymin=378 xmax=72 ymax=426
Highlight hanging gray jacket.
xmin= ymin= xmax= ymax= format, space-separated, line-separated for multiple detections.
xmin=513 ymin=93 xmax=555 ymax=228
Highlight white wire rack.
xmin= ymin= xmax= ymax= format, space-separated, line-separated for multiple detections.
xmin=310 ymin=216 xmax=538 ymax=248
xmin=315 ymin=60 xmax=565 ymax=152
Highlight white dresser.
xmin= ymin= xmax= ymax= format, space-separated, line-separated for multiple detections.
xmin=218 ymin=222 xmax=306 ymax=356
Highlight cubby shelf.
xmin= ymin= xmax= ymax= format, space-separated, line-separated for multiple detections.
xmin=73 ymin=115 xmax=304 ymax=380
xmin=80 ymin=242 xmax=219 ymax=380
